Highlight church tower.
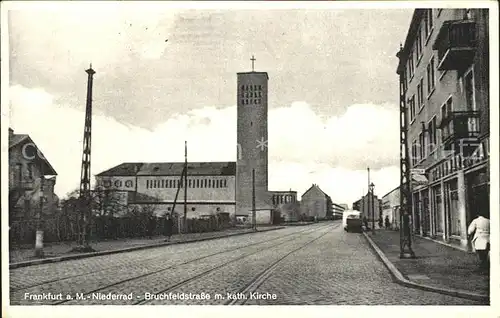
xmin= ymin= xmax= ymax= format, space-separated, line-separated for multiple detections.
xmin=236 ymin=56 xmax=270 ymax=217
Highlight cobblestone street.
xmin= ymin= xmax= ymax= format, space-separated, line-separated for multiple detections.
xmin=9 ymin=222 xmax=486 ymax=306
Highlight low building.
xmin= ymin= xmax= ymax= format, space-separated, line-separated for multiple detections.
xmin=381 ymin=186 xmax=401 ymax=230
xmin=9 ymin=128 xmax=59 ymax=244
xmin=96 ymin=162 xmax=237 ymax=220
xmin=352 ymin=192 xmax=382 ymax=222
xmin=300 ymin=184 xmax=334 ymax=220
xmin=269 ymin=190 xmax=300 ymax=222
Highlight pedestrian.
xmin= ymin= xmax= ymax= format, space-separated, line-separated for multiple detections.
xmin=164 ymin=213 xmax=173 ymax=242
xmin=378 ymin=216 xmax=383 ymax=229
xmin=362 ymin=216 xmax=369 ymax=231
xmin=147 ymin=213 xmax=155 ymax=239
xmin=384 ymin=215 xmax=390 ymax=230
xmin=467 ymin=210 xmax=490 ymax=270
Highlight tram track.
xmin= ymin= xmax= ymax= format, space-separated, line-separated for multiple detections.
xmin=11 ymin=225 xmax=316 ymax=293
xmin=137 ymin=223 xmax=337 ymax=305
xmin=43 ymin=223 xmax=332 ymax=305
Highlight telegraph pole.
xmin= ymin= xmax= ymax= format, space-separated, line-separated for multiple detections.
xmin=184 ymin=141 xmax=188 ymax=234
xmin=252 ymin=169 xmax=256 ymax=231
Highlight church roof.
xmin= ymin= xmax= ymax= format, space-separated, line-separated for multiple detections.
xmin=96 ymin=163 xmax=144 ymax=176
xmin=138 ymin=162 xmax=236 ymax=176
xmin=97 ymin=162 xmax=237 ymax=177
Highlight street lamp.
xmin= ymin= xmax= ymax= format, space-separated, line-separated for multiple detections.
xmin=369 ymin=182 xmax=375 ymax=233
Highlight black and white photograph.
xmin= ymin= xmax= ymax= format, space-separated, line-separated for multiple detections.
xmin=1 ymin=1 xmax=498 ymax=316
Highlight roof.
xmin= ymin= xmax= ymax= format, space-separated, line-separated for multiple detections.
xmin=237 ymin=72 xmax=269 ymax=79
xmin=9 ymin=130 xmax=57 ymax=175
xmin=96 ymin=163 xmax=144 ymax=176
xmin=301 ymin=184 xmax=331 ymax=200
xmin=9 ymin=134 xmax=30 ymax=149
xmin=97 ymin=162 xmax=237 ymax=177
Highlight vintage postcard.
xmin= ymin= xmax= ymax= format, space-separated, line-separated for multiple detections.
xmin=1 ymin=1 xmax=498 ymax=317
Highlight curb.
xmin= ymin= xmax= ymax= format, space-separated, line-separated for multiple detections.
xmin=363 ymin=232 xmax=489 ymax=303
xmin=10 ymin=226 xmax=285 ymax=269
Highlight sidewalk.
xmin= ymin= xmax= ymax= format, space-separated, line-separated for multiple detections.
xmin=9 ymin=226 xmax=283 ymax=265
xmin=365 ymin=229 xmax=489 ymax=300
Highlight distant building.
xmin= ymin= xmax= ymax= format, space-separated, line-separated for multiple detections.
xmin=381 ymin=186 xmax=401 ymax=230
xmin=300 ymin=184 xmax=335 ymax=220
xmin=396 ymin=9 xmax=489 ymax=249
xmin=352 ymin=192 xmax=382 ymax=222
xmin=9 ymin=128 xmax=59 ymax=243
xmin=269 ymin=190 xmax=300 ymax=222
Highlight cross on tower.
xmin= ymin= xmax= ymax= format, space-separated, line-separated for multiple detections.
xmin=251 ymin=55 xmax=256 ymax=72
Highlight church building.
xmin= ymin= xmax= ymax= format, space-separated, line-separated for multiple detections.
xmin=95 ymin=58 xmax=292 ymax=224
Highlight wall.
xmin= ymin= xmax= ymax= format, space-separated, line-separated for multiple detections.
xmin=128 ymin=203 xmax=236 ymax=219
xmin=97 ymin=175 xmax=236 ymax=203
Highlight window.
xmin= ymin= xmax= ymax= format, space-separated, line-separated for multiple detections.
xmin=259 ymin=85 xmax=262 ymax=90
xmin=409 ymin=96 xmax=416 ymax=122
xmin=427 ymin=57 xmax=435 ymax=95
xmin=241 ymin=85 xmax=244 ymax=90
xmin=424 ymin=9 xmax=434 ymax=40
xmin=464 ymin=70 xmax=475 ymax=111
xmin=429 ymin=116 xmax=437 ymax=148
xmin=241 ymin=100 xmax=244 ymax=105
xmin=408 ymin=51 xmax=415 ymax=79
xmin=27 ymin=163 xmax=34 ymax=179
xmin=417 ymin=80 xmax=424 ymax=109
xmin=419 ymin=131 xmax=426 ymax=160
xmin=411 ymin=140 xmax=418 ymax=165
xmin=208 ymin=179 xmax=212 ymax=188
xmin=204 ymin=179 xmax=207 ymax=188
xmin=146 ymin=180 xmax=150 ymax=189
xmin=416 ymin=29 xmax=423 ymax=60
xmin=224 ymin=179 xmax=227 ymax=187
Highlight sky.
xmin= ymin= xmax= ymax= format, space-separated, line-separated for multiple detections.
xmin=6 ymin=3 xmax=414 ymax=206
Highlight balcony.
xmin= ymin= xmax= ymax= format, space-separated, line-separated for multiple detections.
xmin=433 ymin=20 xmax=476 ymax=71
xmin=440 ymin=110 xmax=480 ymax=150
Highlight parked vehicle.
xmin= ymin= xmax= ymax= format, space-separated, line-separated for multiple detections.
xmin=342 ymin=210 xmax=362 ymax=233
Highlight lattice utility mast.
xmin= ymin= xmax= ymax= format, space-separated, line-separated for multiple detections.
xmin=397 ymin=46 xmax=415 ymax=258
xmin=78 ymin=64 xmax=96 ymax=248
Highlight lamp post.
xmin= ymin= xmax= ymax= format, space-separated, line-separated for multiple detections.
xmin=369 ymin=182 xmax=375 ymax=233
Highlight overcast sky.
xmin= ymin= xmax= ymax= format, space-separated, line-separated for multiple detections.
xmin=7 ymin=4 xmax=414 ymax=206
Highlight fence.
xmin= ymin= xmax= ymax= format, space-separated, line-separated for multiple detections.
xmin=9 ymin=213 xmax=234 ymax=246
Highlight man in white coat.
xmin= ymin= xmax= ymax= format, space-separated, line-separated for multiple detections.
xmin=467 ymin=211 xmax=490 ymax=269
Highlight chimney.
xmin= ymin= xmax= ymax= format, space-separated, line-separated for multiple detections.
xmin=9 ymin=127 xmax=14 ymax=138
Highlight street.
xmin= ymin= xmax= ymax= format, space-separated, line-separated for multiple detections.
xmin=10 ymin=222 xmax=483 ymax=305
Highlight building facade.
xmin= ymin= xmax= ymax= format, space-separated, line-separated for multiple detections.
xmin=8 ymin=128 xmax=59 ymax=243
xmin=236 ymin=71 xmax=271 ymax=217
xmin=96 ymin=162 xmax=237 ymax=219
xmin=300 ymin=184 xmax=334 ymax=220
xmin=381 ymin=186 xmax=401 ymax=230
xmin=269 ymin=190 xmax=300 ymax=222
xmin=352 ymin=192 xmax=382 ymax=222
xmin=396 ymin=9 xmax=489 ymax=249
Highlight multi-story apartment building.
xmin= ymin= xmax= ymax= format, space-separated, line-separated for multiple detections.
xmin=396 ymin=9 xmax=489 ymax=250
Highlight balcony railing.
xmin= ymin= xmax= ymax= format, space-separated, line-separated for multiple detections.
xmin=440 ymin=110 xmax=480 ymax=150
xmin=433 ymin=20 xmax=477 ymax=71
